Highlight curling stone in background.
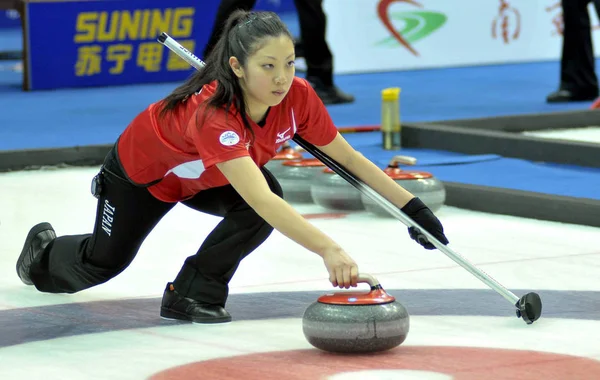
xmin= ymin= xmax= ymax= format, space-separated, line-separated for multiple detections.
xmin=362 ymin=155 xmax=446 ymax=216
xmin=310 ymin=167 xmax=364 ymax=211
xmin=264 ymin=143 xmax=304 ymax=178
xmin=277 ymin=158 xmax=326 ymax=203
xmin=302 ymin=273 xmax=410 ymax=353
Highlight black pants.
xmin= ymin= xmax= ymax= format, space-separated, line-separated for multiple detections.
xmin=29 ymin=148 xmax=282 ymax=307
xmin=204 ymin=0 xmax=334 ymax=86
xmin=560 ymin=0 xmax=600 ymax=94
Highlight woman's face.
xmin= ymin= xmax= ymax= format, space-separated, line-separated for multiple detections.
xmin=234 ymin=34 xmax=296 ymax=115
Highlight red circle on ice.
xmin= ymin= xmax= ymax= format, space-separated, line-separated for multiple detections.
xmin=149 ymin=346 xmax=600 ymax=379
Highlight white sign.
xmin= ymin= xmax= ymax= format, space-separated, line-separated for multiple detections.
xmin=323 ymin=0 xmax=600 ymax=74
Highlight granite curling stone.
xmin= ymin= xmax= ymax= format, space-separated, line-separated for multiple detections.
xmin=310 ymin=167 xmax=364 ymax=211
xmin=264 ymin=143 xmax=304 ymax=178
xmin=362 ymin=155 xmax=446 ymax=216
xmin=277 ymin=158 xmax=326 ymax=203
xmin=302 ymin=273 xmax=410 ymax=353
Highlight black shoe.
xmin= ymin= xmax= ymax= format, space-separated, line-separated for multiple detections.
xmin=160 ymin=283 xmax=232 ymax=324
xmin=546 ymin=89 xmax=598 ymax=103
xmin=16 ymin=222 xmax=55 ymax=286
xmin=307 ymin=76 xmax=355 ymax=105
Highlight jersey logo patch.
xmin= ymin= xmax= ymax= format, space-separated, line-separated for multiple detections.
xmin=275 ymin=128 xmax=291 ymax=144
xmin=275 ymin=109 xmax=297 ymax=144
xmin=220 ymin=131 xmax=240 ymax=146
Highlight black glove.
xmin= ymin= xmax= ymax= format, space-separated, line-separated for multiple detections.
xmin=401 ymin=197 xmax=449 ymax=250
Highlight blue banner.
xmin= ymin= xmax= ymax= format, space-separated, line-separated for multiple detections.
xmin=25 ymin=0 xmax=219 ymax=90
xmin=0 ymin=10 xmax=21 ymax=29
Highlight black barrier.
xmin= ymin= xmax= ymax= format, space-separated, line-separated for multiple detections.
xmin=434 ymin=109 xmax=600 ymax=132
xmin=0 ymin=144 xmax=111 ymax=172
xmin=444 ymin=182 xmax=600 ymax=228
xmin=402 ymin=109 xmax=600 ymax=168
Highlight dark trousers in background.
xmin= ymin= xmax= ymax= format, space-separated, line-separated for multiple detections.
xmin=559 ymin=0 xmax=600 ymax=95
xmin=29 ymin=147 xmax=282 ymax=307
xmin=204 ymin=0 xmax=334 ymax=86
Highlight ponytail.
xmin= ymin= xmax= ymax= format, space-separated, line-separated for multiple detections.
xmin=158 ymin=10 xmax=293 ymax=144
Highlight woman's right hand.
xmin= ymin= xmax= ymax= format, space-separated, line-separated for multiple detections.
xmin=322 ymin=246 xmax=359 ymax=289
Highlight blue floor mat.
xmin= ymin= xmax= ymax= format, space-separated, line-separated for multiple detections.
xmin=1 ymin=60 xmax=597 ymax=151
xmin=338 ymin=132 xmax=502 ymax=166
xmin=425 ymin=158 xmax=600 ymax=200
xmin=297 ymin=132 xmax=600 ymax=200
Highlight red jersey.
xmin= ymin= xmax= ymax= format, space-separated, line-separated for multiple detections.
xmin=117 ymin=77 xmax=338 ymax=203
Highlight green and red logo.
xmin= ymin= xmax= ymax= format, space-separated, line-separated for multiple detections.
xmin=376 ymin=0 xmax=447 ymax=56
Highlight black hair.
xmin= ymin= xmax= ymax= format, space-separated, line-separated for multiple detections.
xmin=159 ymin=10 xmax=294 ymax=142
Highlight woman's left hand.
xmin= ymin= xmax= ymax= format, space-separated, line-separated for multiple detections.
xmin=401 ymin=197 xmax=449 ymax=250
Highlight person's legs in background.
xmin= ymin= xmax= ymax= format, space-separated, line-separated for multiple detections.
xmin=293 ymin=0 xmax=355 ymax=104
xmin=204 ymin=0 xmax=355 ymax=105
xmin=547 ymin=0 xmax=599 ymax=103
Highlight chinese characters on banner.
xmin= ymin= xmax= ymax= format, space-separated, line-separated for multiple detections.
xmin=545 ymin=0 xmax=600 ymax=37
xmin=546 ymin=1 xmax=563 ymax=36
xmin=492 ymin=0 xmax=520 ymax=44
xmin=491 ymin=0 xmax=600 ymax=45
xmin=73 ymin=8 xmax=196 ymax=77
